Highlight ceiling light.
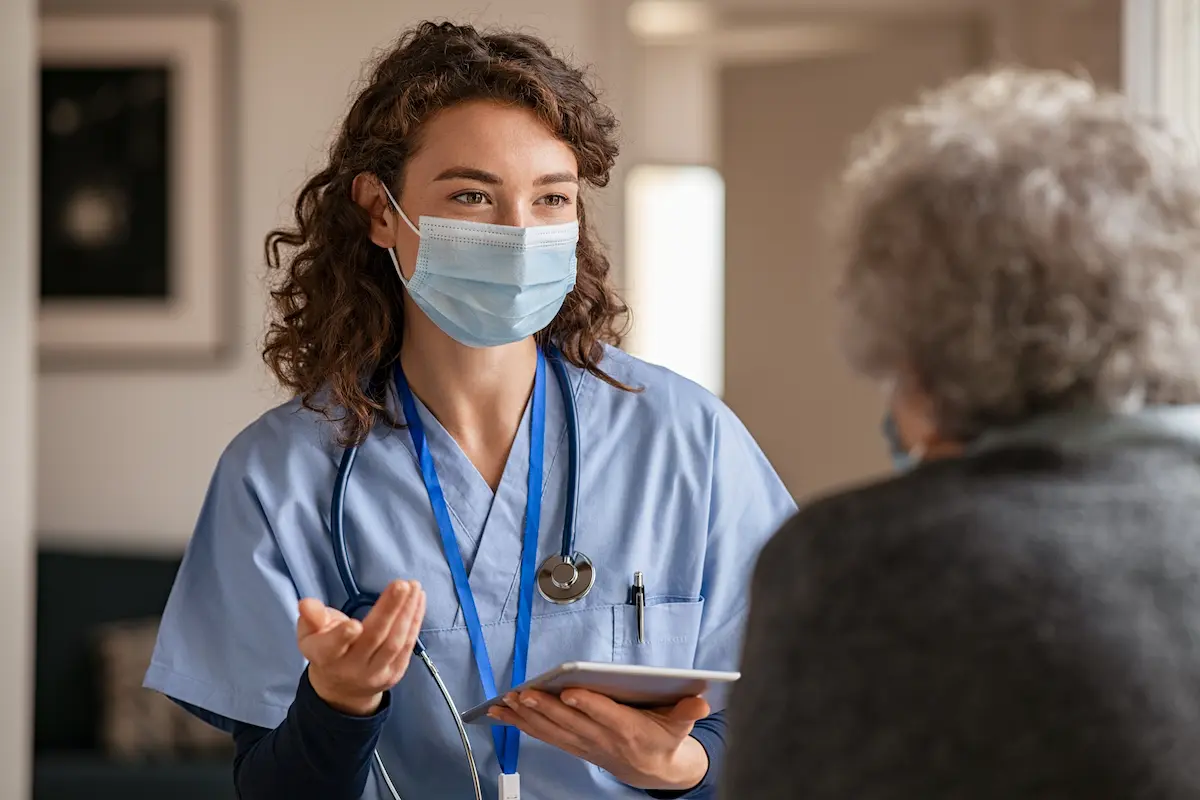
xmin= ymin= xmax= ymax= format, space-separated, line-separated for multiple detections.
xmin=627 ymin=0 xmax=713 ymax=40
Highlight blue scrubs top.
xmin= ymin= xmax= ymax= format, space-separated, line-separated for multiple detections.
xmin=145 ymin=346 xmax=797 ymax=799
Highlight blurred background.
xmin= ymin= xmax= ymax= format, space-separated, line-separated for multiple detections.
xmin=0 ymin=0 xmax=1195 ymax=798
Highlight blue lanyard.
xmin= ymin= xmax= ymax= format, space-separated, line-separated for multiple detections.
xmin=394 ymin=349 xmax=546 ymax=776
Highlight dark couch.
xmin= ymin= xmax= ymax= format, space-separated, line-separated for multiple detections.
xmin=34 ymin=547 xmax=236 ymax=800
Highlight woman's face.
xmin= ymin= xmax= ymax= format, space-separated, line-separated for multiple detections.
xmin=380 ymin=100 xmax=580 ymax=280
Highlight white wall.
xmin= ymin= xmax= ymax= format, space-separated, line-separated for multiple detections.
xmin=0 ymin=0 xmax=37 ymax=793
xmin=37 ymin=0 xmax=597 ymax=552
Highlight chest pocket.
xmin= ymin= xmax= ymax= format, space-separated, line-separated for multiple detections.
xmin=525 ymin=604 xmax=620 ymax=680
xmin=614 ymin=596 xmax=704 ymax=667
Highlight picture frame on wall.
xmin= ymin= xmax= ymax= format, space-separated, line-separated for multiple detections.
xmin=38 ymin=9 xmax=232 ymax=368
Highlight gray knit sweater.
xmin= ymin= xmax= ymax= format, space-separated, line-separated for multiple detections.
xmin=723 ymin=412 xmax=1200 ymax=799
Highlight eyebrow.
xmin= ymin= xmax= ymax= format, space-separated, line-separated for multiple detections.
xmin=433 ymin=166 xmax=579 ymax=186
xmin=535 ymin=171 xmax=579 ymax=186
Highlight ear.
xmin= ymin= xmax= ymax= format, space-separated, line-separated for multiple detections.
xmin=352 ymin=172 xmax=400 ymax=249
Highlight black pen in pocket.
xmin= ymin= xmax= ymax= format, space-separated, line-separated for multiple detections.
xmin=630 ymin=571 xmax=645 ymax=644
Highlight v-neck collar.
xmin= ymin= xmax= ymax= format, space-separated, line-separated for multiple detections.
xmin=391 ymin=358 xmax=598 ymax=626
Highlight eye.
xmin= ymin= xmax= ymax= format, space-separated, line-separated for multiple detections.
xmin=539 ymin=194 xmax=572 ymax=208
xmin=452 ymin=191 xmax=489 ymax=206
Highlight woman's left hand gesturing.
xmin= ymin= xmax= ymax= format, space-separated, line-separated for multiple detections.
xmin=488 ymin=689 xmax=711 ymax=792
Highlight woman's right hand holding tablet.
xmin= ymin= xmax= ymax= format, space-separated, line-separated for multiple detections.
xmin=297 ymin=579 xmax=427 ymax=716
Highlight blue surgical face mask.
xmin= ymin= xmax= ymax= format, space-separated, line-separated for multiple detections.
xmin=381 ymin=183 xmax=578 ymax=348
xmin=881 ymin=411 xmax=916 ymax=472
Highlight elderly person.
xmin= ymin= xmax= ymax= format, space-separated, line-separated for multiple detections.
xmin=723 ymin=67 xmax=1200 ymax=799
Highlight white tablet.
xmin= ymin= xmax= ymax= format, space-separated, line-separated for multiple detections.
xmin=459 ymin=661 xmax=740 ymax=725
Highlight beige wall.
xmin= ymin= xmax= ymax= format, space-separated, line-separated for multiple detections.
xmin=718 ymin=1 xmax=1123 ymax=501
xmin=0 ymin=0 xmax=37 ymax=793
xmin=720 ymin=19 xmax=980 ymax=499
xmin=33 ymin=0 xmax=1128 ymax=547
xmin=988 ymin=0 xmax=1122 ymax=87
xmin=37 ymin=0 xmax=598 ymax=551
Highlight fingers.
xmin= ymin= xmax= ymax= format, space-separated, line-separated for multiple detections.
xmin=296 ymin=581 xmax=426 ymax=688
xmin=297 ymin=599 xmax=359 ymax=665
xmin=297 ymin=599 xmax=351 ymax=640
xmin=296 ymin=598 xmax=329 ymax=639
xmin=489 ymin=693 xmax=591 ymax=757
xmin=397 ymin=588 xmax=426 ymax=657
xmin=557 ymin=688 xmax=639 ymax=730
xmin=299 ymin=617 xmax=361 ymax=664
xmin=513 ymin=690 xmax=609 ymax=742
xmin=640 ymin=696 xmax=709 ymax=736
xmin=368 ymin=581 xmax=425 ymax=670
xmin=666 ymin=696 xmax=711 ymax=724
xmin=353 ymin=580 xmax=410 ymax=657
xmin=295 ymin=581 xmax=426 ymax=716
xmin=559 ymin=689 xmax=709 ymax=734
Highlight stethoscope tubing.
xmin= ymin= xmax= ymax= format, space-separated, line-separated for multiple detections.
xmin=329 ymin=348 xmax=583 ymax=652
xmin=327 ymin=349 xmax=584 ymax=799
xmin=553 ymin=351 xmax=581 ymax=561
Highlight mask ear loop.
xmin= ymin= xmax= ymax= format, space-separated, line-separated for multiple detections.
xmin=378 ymin=180 xmax=421 ymax=284
xmin=378 ymin=180 xmax=421 ymax=236
xmin=883 ymin=376 xmax=930 ymax=466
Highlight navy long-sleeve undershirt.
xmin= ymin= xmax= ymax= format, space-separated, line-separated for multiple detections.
xmin=229 ymin=669 xmax=725 ymax=799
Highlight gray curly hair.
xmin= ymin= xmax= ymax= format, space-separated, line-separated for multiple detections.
xmin=835 ymin=66 xmax=1200 ymax=441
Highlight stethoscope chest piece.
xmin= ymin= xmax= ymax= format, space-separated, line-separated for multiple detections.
xmin=536 ymin=553 xmax=595 ymax=604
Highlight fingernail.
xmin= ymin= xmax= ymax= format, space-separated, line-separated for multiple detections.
xmin=562 ymin=695 xmax=578 ymax=707
xmin=488 ymin=709 xmax=501 ymax=720
xmin=504 ymin=694 xmax=519 ymax=710
xmin=520 ymin=694 xmax=537 ymax=709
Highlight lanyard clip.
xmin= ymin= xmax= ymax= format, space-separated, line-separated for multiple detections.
xmin=499 ymin=772 xmax=521 ymax=800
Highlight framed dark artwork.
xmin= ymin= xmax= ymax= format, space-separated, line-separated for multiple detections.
xmin=39 ymin=11 xmax=229 ymax=366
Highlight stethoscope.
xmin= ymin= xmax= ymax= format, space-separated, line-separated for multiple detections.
xmin=326 ymin=348 xmax=593 ymax=800
xmin=330 ymin=347 xmax=594 ymax=617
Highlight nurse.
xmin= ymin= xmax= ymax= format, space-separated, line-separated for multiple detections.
xmin=144 ymin=20 xmax=795 ymax=800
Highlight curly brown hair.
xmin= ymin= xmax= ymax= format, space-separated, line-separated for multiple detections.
xmin=262 ymin=21 xmax=631 ymax=445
